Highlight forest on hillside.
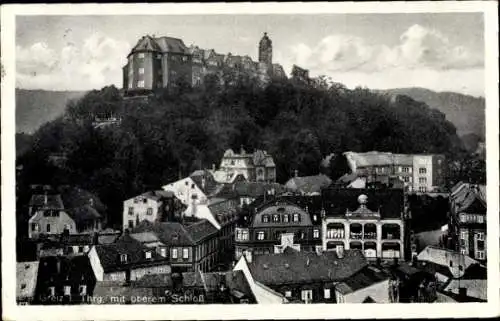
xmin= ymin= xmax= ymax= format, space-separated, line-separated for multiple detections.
xmin=16 ymin=73 xmax=484 ymax=228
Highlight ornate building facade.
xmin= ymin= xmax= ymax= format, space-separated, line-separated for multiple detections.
xmin=123 ymin=33 xmax=287 ymax=96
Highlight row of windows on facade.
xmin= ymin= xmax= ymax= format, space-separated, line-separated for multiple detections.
xmin=132 ymin=52 xmax=189 ymax=62
xmin=118 ymin=246 xmax=190 ymax=263
xmin=284 ymin=288 xmax=332 ymax=301
xmin=236 ymin=229 xmax=320 ymax=241
xmin=325 ymin=227 xmax=400 ymax=240
xmin=459 ymin=213 xmax=485 ymax=224
xmin=374 ymin=167 xmax=429 ymax=174
xmin=46 ymin=284 xmax=88 ymax=297
xmin=261 ymin=212 xmax=303 ymax=223
xmin=128 ymin=207 xmax=154 ymax=216
xmin=31 ymin=223 xmax=71 ymax=232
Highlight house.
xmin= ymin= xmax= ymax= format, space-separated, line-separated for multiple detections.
xmin=234 ymin=247 xmax=367 ymax=303
xmin=343 ymin=151 xmax=446 ymax=193
xmin=234 ymin=198 xmax=323 ymax=260
xmin=34 ymin=255 xmax=96 ymax=304
xmin=448 ymin=182 xmax=487 ymax=261
xmin=215 ymin=181 xmax=284 ymax=207
xmin=16 ymin=261 xmax=39 ymax=304
xmin=416 ymin=246 xmax=479 ymax=283
xmin=88 ymin=233 xmax=171 ymax=282
xmin=321 ymin=187 xmax=408 ymax=261
xmin=285 ymin=173 xmax=332 ymax=195
xmin=334 ymin=265 xmax=397 ymax=303
xmin=28 ymin=187 xmax=106 ymax=239
xmin=162 ymin=170 xmax=221 ymax=206
xmin=218 ymin=148 xmax=276 ymax=183
xmin=130 ymin=218 xmax=220 ymax=273
xmin=122 ymin=190 xmax=184 ymax=231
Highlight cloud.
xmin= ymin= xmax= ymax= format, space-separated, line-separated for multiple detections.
xmin=16 ymin=32 xmax=129 ymax=91
xmin=282 ymin=24 xmax=483 ymax=73
xmin=278 ymin=24 xmax=484 ymax=95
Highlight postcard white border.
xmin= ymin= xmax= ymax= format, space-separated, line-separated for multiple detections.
xmin=2 ymin=2 xmax=499 ymax=320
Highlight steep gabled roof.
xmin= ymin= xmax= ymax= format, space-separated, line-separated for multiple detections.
xmin=248 ymin=250 xmax=367 ymax=286
xmin=335 ymin=265 xmax=390 ymax=295
xmin=29 ymin=194 xmax=64 ymax=209
xmin=130 ymin=35 xmax=162 ymax=54
xmin=154 ymin=36 xmax=189 ymax=54
xmin=184 ymin=219 xmax=219 ymax=243
xmin=131 ymin=220 xmax=195 ymax=246
xmin=94 ymin=234 xmax=168 ymax=272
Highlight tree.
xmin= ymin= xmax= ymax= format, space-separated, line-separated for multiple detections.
xmin=328 ymin=154 xmax=351 ymax=181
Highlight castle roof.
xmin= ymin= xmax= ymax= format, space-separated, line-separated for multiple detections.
xmin=130 ymin=35 xmax=162 ymax=54
xmin=154 ymin=36 xmax=189 ymax=54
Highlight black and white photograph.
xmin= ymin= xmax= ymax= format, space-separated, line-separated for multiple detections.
xmin=1 ymin=2 xmax=498 ymax=320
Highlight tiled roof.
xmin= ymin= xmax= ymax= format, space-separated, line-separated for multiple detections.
xmin=183 ymin=219 xmax=219 ymax=243
xmin=335 ymin=265 xmax=390 ymax=294
xmin=321 ymin=187 xmax=404 ymax=219
xmin=181 ymin=270 xmax=255 ymax=301
xmin=16 ymin=261 xmax=39 ymax=299
xmin=94 ymin=234 xmax=169 ymax=272
xmin=131 ymin=220 xmax=195 ymax=246
xmin=416 ymin=246 xmax=478 ymax=279
xmin=130 ymin=231 xmax=161 ymax=244
xmin=190 ymin=170 xmax=220 ymax=196
xmin=29 ymin=194 xmax=64 ymax=209
xmin=248 ymin=249 xmax=367 ymax=286
xmin=66 ymin=205 xmax=101 ymax=224
xmin=130 ymin=35 xmax=162 ymax=53
xmin=234 ymin=182 xmax=285 ymax=198
xmin=443 ymin=279 xmax=487 ymax=301
xmin=154 ymin=36 xmax=189 ymax=54
xmin=138 ymin=190 xmax=175 ymax=202
xmin=285 ymin=174 xmax=332 ymax=194
xmin=60 ymin=233 xmax=94 ymax=245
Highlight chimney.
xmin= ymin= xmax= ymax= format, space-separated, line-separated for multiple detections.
xmin=244 ymin=250 xmax=253 ymax=263
xmin=294 ymin=169 xmax=299 ymax=178
xmin=336 ymin=245 xmax=344 ymax=259
xmin=306 ymin=257 xmax=310 ymax=267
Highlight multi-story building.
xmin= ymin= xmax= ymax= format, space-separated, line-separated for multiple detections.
xmin=234 ymin=198 xmax=323 ymax=259
xmin=123 ymin=33 xmax=287 ymax=95
xmin=129 ymin=218 xmax=220 ymax=273
xmin=88 ymin=232 xmax=171 ymax=282
xmin=122 ymin=190 xmax=184 ymax=231
xmin=448 ymin=182 xmax=487 ymax=262
xmin=321 ymin=187 xmax=408 ymax=262
xmin=344 ymin=151 xmax=446 ymax=193
xmin=216 ymin=148 xmax=276 ymax=183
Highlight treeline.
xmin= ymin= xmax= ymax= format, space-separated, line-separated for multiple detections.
xmin=16 ymin=74 xmax=473 ymax=227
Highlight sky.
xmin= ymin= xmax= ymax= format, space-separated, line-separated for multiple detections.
xmin=16 ymin=13 xmax=485 ymax=96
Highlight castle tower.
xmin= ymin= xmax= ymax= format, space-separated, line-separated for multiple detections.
xmin=258 ymin=32 xmax=273 ymax=65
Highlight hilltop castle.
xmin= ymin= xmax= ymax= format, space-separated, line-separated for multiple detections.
xmin=122 ymin=33 xmax=306 ymax=96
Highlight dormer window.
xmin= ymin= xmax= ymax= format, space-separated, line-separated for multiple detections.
xmin=145 ymin=251 xmax=152 ymax=259
xmin=293 ymin=213 xmax=300 ymax=222
xmin=64 ymin=285 xmax=71 ymax=296
xmin=138 ymin=53 xmax=145 ymax=59
xmin=272 ymin=214 xmax=280 ymax=223
xmin=262 ymin=215 xmax=270 ymax=223
xmin=120 ymin=254 xmax=128 ymax=263
xmin=79 ymin=285 xmax=87 ymax=296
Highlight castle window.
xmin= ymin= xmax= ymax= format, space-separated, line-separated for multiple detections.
xmin=138 ymin=68 xmax=145 ymax=75
xmin=419 ymin=168 xmax=427 ymax=174
xmin=138 ymin=53 xmax=145 ymax=59
xmin=137 ymin=80 xmax=145 ymax=88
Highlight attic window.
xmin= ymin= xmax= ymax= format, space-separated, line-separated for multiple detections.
xmin=145 ymin=251 xmax=152 ymax=259
xmin=120 ymin=254 xmax=128 ymax=263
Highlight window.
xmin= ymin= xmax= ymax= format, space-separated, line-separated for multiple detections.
xmin=78 ymin=246 xmax=84 ymax=253
xmin=460 ymin=230 xmax=467 ymax=240
xmin=128 ymin=220 xmax=134 ymax=229
xmin=476 ymin=251 xmax=485 ymax=260
xmin=128 ymin=207 xmax=134 ymax=215
xmin=313 ymin=229 xmax=320 ymax=238
xmin=146 ymin=207 xmax=153 ymax=216
xmin=283 ymin=214 xmax=290 ymax=223
xmin=120 ymin=254 xmax=128 ymax=263
xmin=324 ymin=288 xmax=331 ymax=299
xmin=257 ymin=231 xmax=265 ymax=240
xmin=172 ymin=248 xmax=178 ymax=259
xmin=449 ymin=260 xmax=453 ymax=267
xmin=128 ymin=82 xmax=133 ymax=89
xmin=241 ymin=230 xmax=249 ymax=240
xmin=46 ymin=224 xmax=51 ymax=233
xmin=137 ymin=80 xmax=145 ymax=88
xmin=402 ymin=167 xmax=410 ymax=173
xmin=293 ymin=213 xmax=300 ymax=222
xmin=460 ymin=214 xmax=467 ymax=223
xmin=64 ymin=285 xmax=71 ymax=296
xmin=272 ymin=214 xmax=280 ymax=223
xmin=419 ymin=186 xmax=427 ymax=193
xmin=458 ymin=265 xmax=463 ymax=271
xmin=301 ymin=290 xmax=313 ymax=302
xmin=31 ymin=223 xmax=39 ymax=232
xmin=477 ymin=215 xmax=484 ymax=224
xmin=419 ymin=168 xmax=427 ymax=174
xmin=138 ymin=68 xmax=145 ymax=75
xmin=138 ymin=53 xmax=145 ymax=59
xmin=262 ymin=215 xmax=270 ymax=223
xmin=48 ymin=286 xmax=55 ymax=296
xmin=145 ymin=251 xmax=152 ymax=259
xmin=160 ymin=247 xmax=167 ymax=257
xmin=79 ymin=285 xmax=87 ymax=296
xmin=183 ymin=248 xmax=189 ymax=259
xmin=477 ymin=240 xmax=485 ymax=251
xmin=403 ymin=177 xmax=410 ymax=183
xmin=157 ymin=54 xmax=162 ymax=59
xmin=477 ymin=232 xmax=485 ymax=240
xmin=285 ymin=290 xmax=292 ymax=298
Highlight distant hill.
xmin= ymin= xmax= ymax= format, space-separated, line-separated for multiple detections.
xmin=16 ymin=89 xmax=86 ymax=134
xmin=378 ymin=88 xmax=485 ymax=139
